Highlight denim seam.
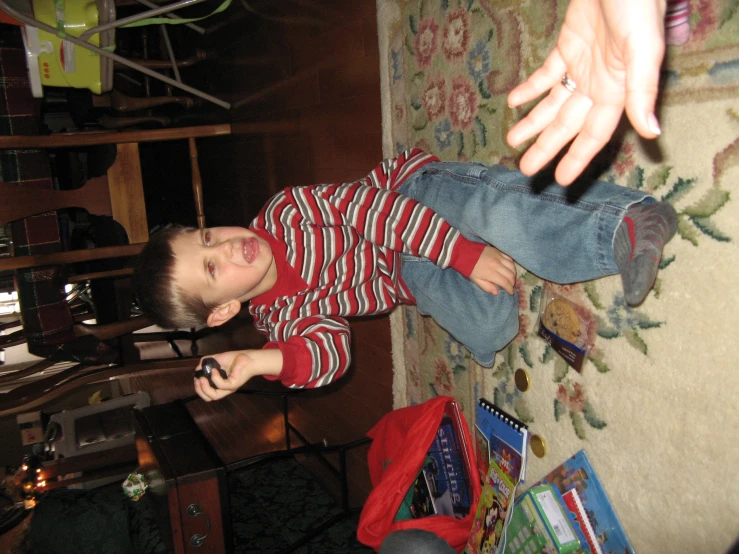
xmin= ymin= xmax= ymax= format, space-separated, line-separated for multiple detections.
xmin=421 ymin=168 xmax=483 ymax=186
xmin=486 ymin=174 xmax=628 ymax=217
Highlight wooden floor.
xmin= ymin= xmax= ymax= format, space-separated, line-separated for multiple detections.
xmin=126 ymin=0 xmax=391 ymax=507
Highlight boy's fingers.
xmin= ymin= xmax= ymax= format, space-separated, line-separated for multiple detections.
xmin=210 ymin=366 xmax=230 ymax=389
xmin=193 ymin=378 xmax=210 ymax=402
xmin=195 ymin=377 xmax=218 ymax=401
xmin=474 ymin=278 xmax=498 ymax=296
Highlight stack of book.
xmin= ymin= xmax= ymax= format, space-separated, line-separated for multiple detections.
xmin=464 ymin=399 xmax=634 ymax=554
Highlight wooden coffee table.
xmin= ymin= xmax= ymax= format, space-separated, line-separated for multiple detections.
xmin=134 ymin=401 xmax=231 ymax=554
xmin=134 ymin=395 xmax=370 ymax=554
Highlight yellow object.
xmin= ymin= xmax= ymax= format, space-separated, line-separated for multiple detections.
xmin=514 ymin=368 xmax=530 ymax=392
xmin=29 ymin=0 xmax=114 ymax=94
xmin=530 ymin=434 xmax=547 ymax=458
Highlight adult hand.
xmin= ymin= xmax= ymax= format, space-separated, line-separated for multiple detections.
xmin=506 ymin=0 xmax=666 ymax=185
xmin=194 ymin=351 xmax=255 ymax=402
xmin=470 ymin=246 xmax=517 ymax=296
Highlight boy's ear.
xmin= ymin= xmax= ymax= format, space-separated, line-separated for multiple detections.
xmin=206 ymin=299 xmax=241 ymax=327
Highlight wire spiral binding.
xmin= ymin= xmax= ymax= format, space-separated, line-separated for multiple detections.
xmin=478 ymin=398 xmax=527 ymax=432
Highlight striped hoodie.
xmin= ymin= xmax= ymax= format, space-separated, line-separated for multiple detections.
xmin=248 ymin=149 xmax=485 ymax=388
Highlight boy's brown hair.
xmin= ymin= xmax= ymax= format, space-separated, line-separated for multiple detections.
xmin=133 ymin=226 xmax=216 ymax=329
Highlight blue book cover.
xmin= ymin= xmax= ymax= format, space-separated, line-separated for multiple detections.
xmin=475 ymin=399 xmax=528 ymax=484
xmin=425 ymin=415 xmax=472 ymax=514
xmin=535 ymin=450 xmax=635 ymax=554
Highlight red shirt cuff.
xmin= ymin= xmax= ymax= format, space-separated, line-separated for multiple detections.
xmin=263 ymin=341 xmax=311 ymax=387
xmin=449 ymin=238 xmax=486 ymax=278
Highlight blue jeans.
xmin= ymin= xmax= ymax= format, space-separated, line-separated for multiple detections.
xmin=397 ymin=162 xmax=652 ymax=366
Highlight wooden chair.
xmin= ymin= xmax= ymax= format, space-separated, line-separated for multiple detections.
xmin=0 ymin=120 xmax=298 ymax=417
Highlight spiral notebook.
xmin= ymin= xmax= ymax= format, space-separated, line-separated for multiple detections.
xmin=474 ymin=398 xmax=529 ymax=484
xmin=466 ymin=399 xmax=529 ymax=554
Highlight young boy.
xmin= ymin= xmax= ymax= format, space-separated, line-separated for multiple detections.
xmin=133 ymin=149 xmax=677 ymax=401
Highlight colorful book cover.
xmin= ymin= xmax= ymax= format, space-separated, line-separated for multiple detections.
xmin=503 ymin=487 xmax=582 ymax=554
xmin=466 ymin=459 xmax=516 ymax=554
xmin=535 ymin=450 xmax=635 ymax=554
xmin=475 ymin=399 xmax=528 ymax=484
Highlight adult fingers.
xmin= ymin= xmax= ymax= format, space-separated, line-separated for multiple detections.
xmin=554 ymin=103 xmax=623 ymax=185
xmin=519 ymin=93 xmax=592 ymax=178
xmin=507 ymin=49 xmax=567 ymax=108
xmin=507 ymin=82 xmax=572 ymax=153
xmin=623 ymin=33 xmax=665 ymax=139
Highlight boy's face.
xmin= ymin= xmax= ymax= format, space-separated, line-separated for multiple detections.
xmin=171 ymin=226 xmax=277 ymax=311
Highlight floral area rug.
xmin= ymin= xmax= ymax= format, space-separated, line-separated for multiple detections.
xmin=376 ymin=0 xmax=739 ymax=551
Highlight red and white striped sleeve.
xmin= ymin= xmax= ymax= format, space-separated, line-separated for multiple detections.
xmin=260 ymin=315 xmax=352 ymax=389
xmin=303 ymin=149 xmax=485 ymax=278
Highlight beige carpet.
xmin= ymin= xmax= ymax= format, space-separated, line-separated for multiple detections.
xmin=377 ymin=0 xmax=739 ymax=552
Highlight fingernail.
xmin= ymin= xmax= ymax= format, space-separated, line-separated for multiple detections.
xmin=648 ymin=113 xmax=661 ymax=136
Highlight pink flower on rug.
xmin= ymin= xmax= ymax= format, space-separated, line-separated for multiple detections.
xmin=422 ymin=75 xmax=447 ymax=122
xmin=516 ymin=278 xmax=528 ymax=312
xmin=449 ymin=76 xmax=478 ymax=130
xmin=409 ymin=363 xmax=422 ymax=391
xmin=613 ymin=142 xmax=636 ymax=177
xmin=689 ymin=0 xmax=718 ymax=44
xmin=433 ymin=358 xmax=456 ymax=396
xmin=443 ymin=9 xmax=470 ymax=62
xmin=414 ymin=18 xmax=439 ymax=69
xmin=515 ymin=313 xmax=530 ymax=343
xmin=556 ymin=382 xmax=586 ymax=412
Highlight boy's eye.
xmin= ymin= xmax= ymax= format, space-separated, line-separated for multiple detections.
xmin=204 ymin=231 xmax=212 ymax=246
xmin=207 ymin=262 xmax=216 ymax=277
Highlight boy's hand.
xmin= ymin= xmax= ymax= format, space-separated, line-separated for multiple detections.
xmin=470 ymin=246 xmax=517 ymax=296
xmin=194 ymin=351 xmax=257 ymax=402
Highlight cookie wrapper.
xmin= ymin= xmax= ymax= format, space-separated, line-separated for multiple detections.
xmin=537 ymin=284 xmax=595 ymax=372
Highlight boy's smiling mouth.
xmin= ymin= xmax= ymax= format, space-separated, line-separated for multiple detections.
xmin=243 ymin=237 xmax=259 ymax=264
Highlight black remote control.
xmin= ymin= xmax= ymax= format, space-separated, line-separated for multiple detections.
xmin=194 ymin=357 xmax=228 ymax=389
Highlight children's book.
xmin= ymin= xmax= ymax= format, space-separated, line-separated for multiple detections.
xmin=503 ymin=485 xmax=582 ymax=554
xmin=535 ymin=450 xmax=635 ymax=554
xmin=474 ymin=398 xmax=529 ymax=485
xmin=395 ymin=399 xmax=474 ymax=521
xmin=466 ymin=399 xmax=530 ymax=554
xmin=465 ymin=458 xmax=515 ymax=554
xmin=425 ymin=410 xmax=473 ymax=517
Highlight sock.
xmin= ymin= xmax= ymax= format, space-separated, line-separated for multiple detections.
xmin=666 ymin=0 xmax=690 ymax=46
xmin=614 ymin=202 xmax=678 ymax=305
